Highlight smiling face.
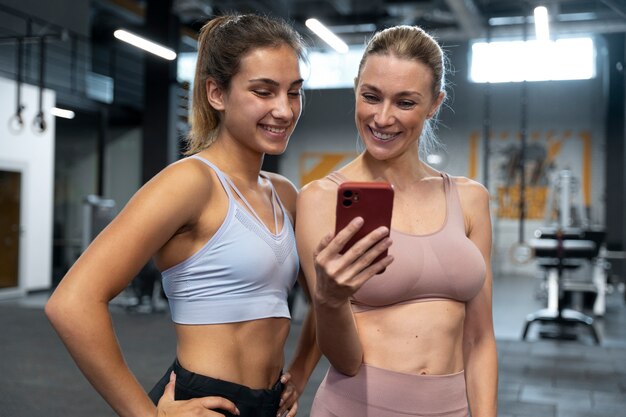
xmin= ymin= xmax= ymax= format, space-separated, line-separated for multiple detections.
xmin=355 ymin=53 xmax=444 ymax=161
xmin=207 ymin=44 xmax=304 ymax=156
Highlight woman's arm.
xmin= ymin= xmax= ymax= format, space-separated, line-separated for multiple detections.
xmin=459 ymin=180 xmax=498 ymax=417
xmin=295 ymin=180 xmax=392 ymax=376
xmin=45 ymin=161 xmax=237 ymax=417
xmin=278 ymin=272 xmax=322 ymax=417
xmin=284 ymin=271 xmax=321 ymax=393
xmin=267 ymin=174 xmax=322 ymax=416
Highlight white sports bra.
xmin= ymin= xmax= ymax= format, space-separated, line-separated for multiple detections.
xmin=161 ymin=156 xmax=299 ymax=324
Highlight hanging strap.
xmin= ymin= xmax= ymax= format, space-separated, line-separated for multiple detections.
xmin=15 ymin=38 xmax=24 ymax=124
xmin=33 ymin=37 xmax=46 ymax=133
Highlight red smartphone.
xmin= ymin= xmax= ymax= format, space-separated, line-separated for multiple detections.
xmin=335 ymin=181 xmax=394 ymax=269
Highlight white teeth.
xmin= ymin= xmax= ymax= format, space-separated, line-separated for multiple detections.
xmin=371 ymin=129 xmax=397 ymax=141
xmin=263 ymin=125 xmax=287 ymax=133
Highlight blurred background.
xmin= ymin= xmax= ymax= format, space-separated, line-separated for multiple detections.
xmin=1 ymin=1 xmax=626 ymax=416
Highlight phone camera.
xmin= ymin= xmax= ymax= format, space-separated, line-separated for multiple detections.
xmin=342 ymin=199 xmax=353 ymax=207
xmin=342 ymin=190 xmax=353 ymax=198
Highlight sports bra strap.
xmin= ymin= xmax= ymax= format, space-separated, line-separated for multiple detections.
xmin=441 ymin=172 xmax=466 ymax=229
xmin=189 ymin=155 xmax=235 ymax=199
xmin=326 ymin=171 xmax=348 ymax=185
xmin=190 ymin=155 xmax=279 ymax=234
xmin=442 ymin=172 xmax=450 ymax=198
xmin=222 ymin=174 xmax=279 ymax=234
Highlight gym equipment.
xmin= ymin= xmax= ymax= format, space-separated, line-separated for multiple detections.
xmin=522 ymin=227 xmax=602 ymax=343
xmin=522 ymin=168 xmax=609 ymax=343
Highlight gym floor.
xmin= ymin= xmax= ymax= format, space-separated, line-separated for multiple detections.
xmin=1 ymin=272 xmax=625 ymax=417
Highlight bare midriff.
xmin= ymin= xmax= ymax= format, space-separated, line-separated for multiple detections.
xmin=354 ymin=299 xmax=465 ymax=375
xmin=175 ymin=317 xmax=291 ymax=389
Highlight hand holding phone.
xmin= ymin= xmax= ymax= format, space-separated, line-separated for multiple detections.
xmin=335 ymin=182 xmax=394 ymax=270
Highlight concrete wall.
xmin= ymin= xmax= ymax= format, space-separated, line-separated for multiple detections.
xmin=53 ymin=121 xmax=142 ymax=272
xmin=0 ymin=76 xmax=55 ymax=293
xmin=105 ymin=127 xmax=142 ymax=207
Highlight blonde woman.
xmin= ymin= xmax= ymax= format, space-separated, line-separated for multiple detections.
xmin=297 ymin=25 xmax=497 ymax=417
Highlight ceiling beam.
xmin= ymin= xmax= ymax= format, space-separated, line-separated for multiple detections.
xmin=599 ymin=0 xmax=626 ymax=20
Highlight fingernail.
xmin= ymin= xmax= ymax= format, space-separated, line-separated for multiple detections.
xmin=169 ymin=371 xmax=175 ymax=381
xmin=235 ymin=407 xmax=241 ymax=415
xmin=279 ymin=398 xmax=284 ymax=406
xmin=280 ymin=375 xmax=287 ymax=383
xmin=354 ymin=217 xmax=364 ymax=225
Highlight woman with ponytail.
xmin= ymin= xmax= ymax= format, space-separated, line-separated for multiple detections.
xmin=297 ymin=25 xmax=497 ymax=417
xmin=46 ymin=13 xmax=319 ymax=417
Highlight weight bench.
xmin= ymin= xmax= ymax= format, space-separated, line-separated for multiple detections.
xmin=522 ymin=228 xmax=601 ymax=344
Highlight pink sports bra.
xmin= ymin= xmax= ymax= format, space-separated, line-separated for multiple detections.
xmin=326 ymin=171 xmax=486 ymax=312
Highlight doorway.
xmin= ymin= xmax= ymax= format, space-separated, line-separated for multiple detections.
xmin=0 ymin=169 xmax=21 ymax=290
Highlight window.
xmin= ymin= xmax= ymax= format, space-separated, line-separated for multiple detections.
xmin=470 ymin=37 xmax=595 ymax=83
xmin=177 ymin=52 xmax=198 ymax=84
xmin=302 ymin=47 xmax=365 ymax=89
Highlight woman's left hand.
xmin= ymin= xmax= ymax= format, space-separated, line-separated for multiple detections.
xmin=276 ymin=371 xmax=299 ymax=417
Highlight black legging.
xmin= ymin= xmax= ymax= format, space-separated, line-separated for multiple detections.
xmin=149 ymin=360 xmax=283 ymax=417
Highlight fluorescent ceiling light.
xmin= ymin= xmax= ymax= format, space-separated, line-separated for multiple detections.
xmin=534 ymin=6 xmax=550 ymax=41
xmin=51 ymin=107 xmax=75 ymax=119
xmin=114 ymin=29 xmax=177 ymax=60
xmin=305 ymin=18 xmax=349 ymax=54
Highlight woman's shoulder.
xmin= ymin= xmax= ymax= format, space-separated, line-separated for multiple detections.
xmin=447 ymin=174 xmax=489 ymax=197
xmin=300 ymin=175 xmax=341 ymax=200
xmin=113 ymin=157 xmax=219 ymax=236
xmin=446 ymin=174 xmax=490 ymax=213
xmin=136 ymin=156 xmax=221 ymax=217
xmin=156 ymin=156 xmax=219 ymax=194
xmin=296 ymin=177 xmax=340 ymax=229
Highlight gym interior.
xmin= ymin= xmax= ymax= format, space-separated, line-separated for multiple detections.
xmin=0 ymin=1 xmax=625 ymax=416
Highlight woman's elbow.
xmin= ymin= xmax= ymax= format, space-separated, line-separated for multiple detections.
xmin=45 ymin=291 xmax=81 ymax=331
xmin=336 ymin=362 xmax=362 ymax=377
xmin=327 ymin=357 xmax=363 ymax=377
xmin=44 ymin=293 xmax=66 ymax=328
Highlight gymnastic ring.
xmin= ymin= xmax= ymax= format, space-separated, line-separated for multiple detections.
xmin=32 ymin=112 xmax=47 ymax=134
xmin=509 ymin=241 xmax=534 ymax=265
xmin=8 ymin=113 xmax=24 ymax=134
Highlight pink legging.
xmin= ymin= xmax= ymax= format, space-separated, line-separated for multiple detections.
xmin=310 ymin=364 xmax=469 ymax=417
